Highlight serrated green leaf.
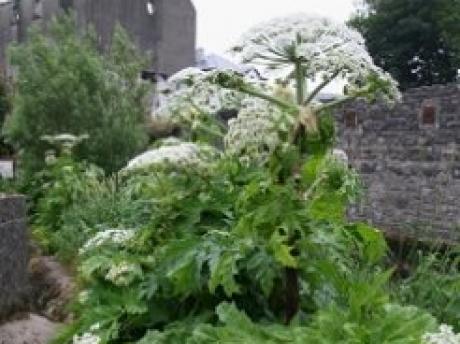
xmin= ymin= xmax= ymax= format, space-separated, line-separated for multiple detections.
xmin=208 ymin=251 xmax=241 ymax=296
xmin=269 ymin=231 xmax=298 ymax=268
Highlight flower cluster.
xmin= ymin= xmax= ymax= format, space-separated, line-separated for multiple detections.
xmin=124 ymin=141 xmax=215 ymax=171
xmin=332 ymin=148 xmax=349 ymax=164
xmin=229 ymin=13 xmax=400 ymax=102
xmin=73 ymin=323 xmax=101 ymax=344
xmin=224 ymin=98 xmax=293 ymax=162
xmin=78 ymin=290 xmax=90 ymax=304
xmin=73 ymin=332 xmax=101 ymax=344
xmin=105 ymin=261 xmax=140 ymax=286
xmin=79 ymin=229 xmax=135 ymax=254
xmin=41 ymin=133 xmax=89 ymax=155
xmin=423 ymin=325 xmax=460 ymax=344
xmin=154 ymin=67 xmax=245 ymax=122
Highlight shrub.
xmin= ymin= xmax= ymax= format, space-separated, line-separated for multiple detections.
xmin=3 ymin=14 xmax=149 ymax=175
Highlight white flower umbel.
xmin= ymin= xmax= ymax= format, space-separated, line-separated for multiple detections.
xmin=80 ymin=229 xmax=135 ymax=255
xmin=229 ymin=13 xmax=400 ymax=102
xmin=41 ymin=133 xmax=89 ymax=155
xmin=332 ymin=148 xmax=349 ymax=164
xmin=154 ymin=67 xmax=245 ymax=122
xmin=225 ymin=98 xmax=293 ymax=162
xmin=124 ymin=142 xmax=214 ymax=171
xmin=105 ymin=261 xmax=139 ymax=287
xmin=423 ymin=325 xmax=460 ymax=344
xmin=77 ymin=290 xmax=90 ymax=304
xmin=73 ymin=332 xmax=101 ymax=344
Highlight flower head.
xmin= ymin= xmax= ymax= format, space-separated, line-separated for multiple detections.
xmin=79 ymin=228 xmax=135 ymax=255
xmin=73 ymin=332 xmax=101 ymax=344
xmin=41 ymin=133 xmax=89 ymax=155
xmin=105 ymin=261 xmax=140 ymax=286
xmin=225 ymin=98 xmax=292 ymax=163
xmin=154 ymin=68 xmax=246 ymax=122
xmin=124 ymin=141 xmax=216 ymax=171
xmin=230 ymin=13 xmax=400 ymax=102
xmin=423 ymin=324 xmax=460 ymax=344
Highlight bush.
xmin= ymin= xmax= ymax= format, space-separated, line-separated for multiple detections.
xmin=3 ymin=14 xmax=149 ymax=174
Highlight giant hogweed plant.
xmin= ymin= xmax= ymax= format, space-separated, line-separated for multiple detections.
xmin=55 ymin=14 xmax=442 ymax=344
xmin=31 ymin=134 xmax=107 ymax=257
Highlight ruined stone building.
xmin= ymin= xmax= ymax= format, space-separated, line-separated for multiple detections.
xmin=336 ymin=84 xmax=460 ymax=243
xmin=0 ymin=0 xmax=196 ymax=75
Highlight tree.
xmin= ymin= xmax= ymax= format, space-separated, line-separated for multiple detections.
xmin=3 ymin=14 xmax=150 ymax=174
xmin=349 ymin=0 xmax=460 ymax=89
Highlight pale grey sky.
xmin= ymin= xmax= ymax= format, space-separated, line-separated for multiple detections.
xmin=192 ymin=0 xmax=356 ymax=54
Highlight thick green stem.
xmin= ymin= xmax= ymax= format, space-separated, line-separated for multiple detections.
xmin=239 ymin=84 xmax=299 ymax=115
xmin=314 ymin=85 xmax=372 ymax=113
xmin=212 ymin=71 xmax=299 ymax=115
xmin=304 ymin=70 xmax=341 ymax=105
xmin=294 ymin=61 xmax=305 ymax=106
xmin=281 ymin=60 xmax=308 ymax=325
xmin=284 ymin=267 xmax=300 ymax=324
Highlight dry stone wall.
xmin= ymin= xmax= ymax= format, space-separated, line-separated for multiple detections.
xmin=336 ymin=84 xmax=460 ymax=242
xmin=0 ymin=195 xmax=29 ymax=320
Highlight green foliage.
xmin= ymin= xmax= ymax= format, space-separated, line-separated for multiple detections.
xmin=3 ymin=14 xmax=149 ymax=174
xmin=137 ymin=302 xmax=435 ymax=344
xmin=350 ymin=0 xmax=460 ymax=89
xmin=32 ymin=152 xmax=104 ymax=257
xmin=305 ymin=303 xmax=436 ymax=344
xmin=0 ymin=178 xmax=17 ymax=193
xmin=46 ymin=154 xmax=439 ymax=344
xmin=392 ymin=249 xmax=460 ymax=331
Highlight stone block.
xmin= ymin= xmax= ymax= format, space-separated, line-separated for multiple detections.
xmin=0 ymin=195 xmax=29 ymax=320
xmin=0 ymin=195 xmax=26 ymax=223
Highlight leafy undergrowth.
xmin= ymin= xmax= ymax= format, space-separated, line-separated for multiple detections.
xmin=25 ymin=153 xmax=453 ymax=344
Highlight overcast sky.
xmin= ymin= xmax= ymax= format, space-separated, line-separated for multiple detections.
xmin=192 ymin=0 xmax=357 ymax=55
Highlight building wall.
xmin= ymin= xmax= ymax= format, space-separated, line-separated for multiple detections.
xmin=155 ymin=0 xmax=196 ymax=75
xmin=0 ymin=2 xmax=14 ymax=68
xmin=17 ymin=0 xmax=61 ymax=42
xmin=336 ymin=84 xmax=460 ymax=242
xmin=72 ymin=0 xmax=161 ymax=64
xmin=72 ymin=0 xmax=196 ymax=73
xmin=1 ymin=0 xmax=196 ymax=74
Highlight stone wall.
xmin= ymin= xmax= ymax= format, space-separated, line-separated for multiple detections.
xmin=0 ymin=194 xmax=29 ymax=320
xmin=336 ymin=84 xmax=460 ymax=242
